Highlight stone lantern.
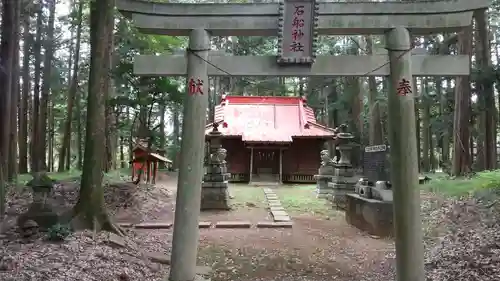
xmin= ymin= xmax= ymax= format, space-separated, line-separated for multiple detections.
xmin=200 ymin=123 xmax=231 ymax=210
xmin=328 ymin=124 xmax=359 ymax=210
xmin=335 ymin=124 xmax=355 ymax=166
xmin=17 ymin=172 xmax=59 ymax=231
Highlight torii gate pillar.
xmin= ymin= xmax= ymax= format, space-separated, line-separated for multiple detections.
xmin=386 ymin=27 xmax=425 ymax=281
xmin=169 ymin=28 xmax=210 ymax=281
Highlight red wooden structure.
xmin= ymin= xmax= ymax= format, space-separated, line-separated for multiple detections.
xmin=131 ymin=143 xmax=172 ymax=184
xmin=204 ymin=95 xmax=336 ymax=183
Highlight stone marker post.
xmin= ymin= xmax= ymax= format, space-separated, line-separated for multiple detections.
xmin=169 ymin=29 xmax=210 ymax=281
xmin=385 ymin=27 xmax=425 ymax=281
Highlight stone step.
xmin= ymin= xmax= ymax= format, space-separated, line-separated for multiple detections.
xmin=134 ymin=222 xmax=173 ymax=229
xmin=273 ymin=215 xmax=291 ymax=222
xmin=256 ymin=221 xmax=293 ymax=228
xmin=271 ymin=210 xmax=288 ymax=217
xmin=214 ymin=221 xmax=252 ymax=228
xmin=199 ymin=221 xmax=212 ymax=228
xmin=124 ymin=222 xmax=214 ymax=229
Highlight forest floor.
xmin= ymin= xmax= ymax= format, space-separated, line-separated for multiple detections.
xmin=1 ymin=170 xmax=500 ymax=281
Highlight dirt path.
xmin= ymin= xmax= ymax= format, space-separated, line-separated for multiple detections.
xmin=195 ymin=216 xmax=394 ymax=281
xmin=136 ymin=176 xmax=396 ymax=281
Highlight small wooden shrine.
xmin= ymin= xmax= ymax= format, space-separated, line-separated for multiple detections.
xmin=204 ymin=95 xmax=337 ymax=183
xmin=130 ymin=140 xmax=172 ymax=184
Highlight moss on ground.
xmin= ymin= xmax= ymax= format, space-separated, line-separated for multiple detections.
xmin=274 ymin=185 xmax=340 ymax=217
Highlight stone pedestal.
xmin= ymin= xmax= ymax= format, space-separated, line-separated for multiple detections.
xmin=17 ymin=191 xmax=59 ymax=230
xmin=201 ymin=164 xmax=230 ymax=210
xmin=314 ymin=150 xmax=336 ymax=198
xmin=314 ymin=175 xmax=334 ymax=198
xmin=329 ymin=164 xmax=358 ymax=209
xmin=345 ymin=194 xmax=393 ymax=237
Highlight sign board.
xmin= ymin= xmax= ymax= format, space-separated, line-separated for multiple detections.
xmin=365 ymin=145 xmax=387 ymax=153
xmin=363 ymin=145 xmax=389 ymax=183
xmin=277 ymin=0 xmax=318 ymax=64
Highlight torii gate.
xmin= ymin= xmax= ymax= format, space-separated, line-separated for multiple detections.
xmin=117 ymin=1 xmax=489 ymax=281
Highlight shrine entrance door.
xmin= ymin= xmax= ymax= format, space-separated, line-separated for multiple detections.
xmin=253 ymin=148 xmax=279 ymax=181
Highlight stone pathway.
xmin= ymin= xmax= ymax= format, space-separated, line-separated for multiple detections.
xmin=263 ymin=188 xmax=292 ymax=223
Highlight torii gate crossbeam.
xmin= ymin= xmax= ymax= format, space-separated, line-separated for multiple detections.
xmin=118 ymin=0 xmax=488 ymax=36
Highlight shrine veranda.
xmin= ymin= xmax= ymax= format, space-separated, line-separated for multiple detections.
xmin=117 ymin=1 xmax=490 ymax=281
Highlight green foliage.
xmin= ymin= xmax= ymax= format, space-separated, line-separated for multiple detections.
xmin=422 ymin=170 xmax=500 ymax=197
xmin=47 ymin=223 xmax=72 ymax=241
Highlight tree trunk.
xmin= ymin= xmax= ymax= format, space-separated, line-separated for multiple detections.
xmin=474 ymin=9 xmax=496 ymax=170
xmin=38 ymin=0 xmax=56 ymax=171
xmin=0 ymin=0 xmax=20 ymax=217
xmin=496 ymin=37 xmax=500 ymax=143
xmin=68 ymin=1 xmax=83 ymax=171
xmin=158 ymin=98 xmax=166 ymax=169
xmin=436 ymin=77 xmax=449 ymax=165
xmin=346 ymin=42 xmax=363 ymax=140
xmin=414 ymin=97 xmax=421 ymax=172
xmin=71 ymin=0 xmax=121 ymax=233
xmin=452 ymin=26 xmax=472 ymax=176
xmin=172 ymin=105 xmax=180 ymax=169
xmin=59 ymin=1 xmax=82 ymax=172
xmin=61 ymin=30 xmax=73 ymax=171
xmin=436 ymin=41 xmax=452 ymax=168
xmin=8 ymin=3 xmax=21 ymax=180
xmin=48 ymin=99 xmax=54 ymax=171
xmin=31 ymin=1 xmax=43 ymax=172
xmin=120 ymin=136 xmax=125 ymax=169
xmin=366 ymin=35 xmax=383 ymax=145
xmin=104 ymin=23 xmax=117 ymax=172
xmin=421 ymin=78 xmax=431 ymax=172
xmin=19 ymin=2 xmax=31 ymax=174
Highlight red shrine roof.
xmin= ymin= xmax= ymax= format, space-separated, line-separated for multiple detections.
xmin=132 ymin=143 xmax=172 ymax=163
xmin=205 ymin=95 xmax=336 ymax=143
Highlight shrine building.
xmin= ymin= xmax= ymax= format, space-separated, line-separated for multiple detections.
xmin=130 ymin=140 xmax=172 ymax=184
xmin=205 ymin=95 xmax=336 ymax=184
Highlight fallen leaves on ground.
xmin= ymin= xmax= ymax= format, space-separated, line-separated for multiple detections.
xmin=424 ymin=194 xmax=500 ymax=281
xmin=0 ymin=231 xmax=170 ymax=281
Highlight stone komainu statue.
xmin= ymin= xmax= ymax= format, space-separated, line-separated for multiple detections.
xmin=210 ymin=148 xmax=227 ymax=164
xmin=320 ymin=150 xmax=332 ymax=166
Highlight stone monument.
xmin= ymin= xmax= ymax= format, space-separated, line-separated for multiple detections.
xmin=314 ymin=150 xmax=336 ymax=198
xmin=201 ymin=123 xmax=231 ymax=210
xmin=362 ymin=144 xmax=390 ymax=184
xmin=328 ymin=124 xmax=359 ymax=210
